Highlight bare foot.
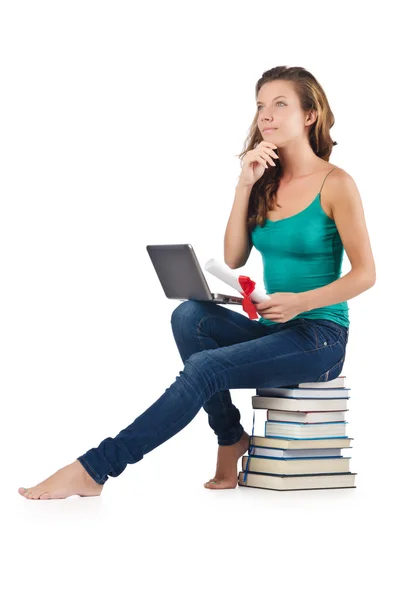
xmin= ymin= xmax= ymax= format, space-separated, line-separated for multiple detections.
xmin=204 ymin=430 xmax=250 ymax=490
xmin=18 ymin=460 xmax=104 ymax=500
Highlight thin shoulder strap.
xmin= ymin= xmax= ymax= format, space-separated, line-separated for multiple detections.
xmin=319 ymin=167 xmax=338 ymax=193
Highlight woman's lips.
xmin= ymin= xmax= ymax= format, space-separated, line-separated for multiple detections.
xmin=263 ymin=128 xmax=277 ymax=133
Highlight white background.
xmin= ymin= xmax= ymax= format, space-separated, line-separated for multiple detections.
xmin=1 ymin=1 xmax=394 ymax=598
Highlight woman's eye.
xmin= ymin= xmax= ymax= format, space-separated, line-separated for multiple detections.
xmin=257 ymin=102 xmax=285 ymax=110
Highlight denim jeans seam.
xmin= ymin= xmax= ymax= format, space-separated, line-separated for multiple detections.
xmin=77 ymin=456 xmax=107 ymax=485
xmin=303 ymin=324 xmax=342 ymax=353
xmin=196 ymin=315 xmax=215 ymax=352
xmin=307 ymin=323 xmax=343 ymax=346
xmin=316 ymin=353 xmax=346 ymax=382
xmin=303 ymin=339 xmax=341 ymax=354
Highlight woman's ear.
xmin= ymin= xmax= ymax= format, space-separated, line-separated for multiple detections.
xmin=307 ymin=109 xmax=318 ymax=126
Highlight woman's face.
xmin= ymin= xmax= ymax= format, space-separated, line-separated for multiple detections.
xmin=256 ymin=80 xmax=313 ymax=146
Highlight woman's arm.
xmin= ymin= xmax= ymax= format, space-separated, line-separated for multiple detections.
xmin=224 ymin=182 xmax=254 ymax=269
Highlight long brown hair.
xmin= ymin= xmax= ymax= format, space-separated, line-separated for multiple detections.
xmin=237 ymin=66 xmax=337 ymax=232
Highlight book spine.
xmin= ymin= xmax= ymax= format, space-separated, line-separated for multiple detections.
xmin=269 ymin=421 xmax=345 ymax=425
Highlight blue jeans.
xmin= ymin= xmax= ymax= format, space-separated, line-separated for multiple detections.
xmin=77 ymin=300 xmax=349 ymax=485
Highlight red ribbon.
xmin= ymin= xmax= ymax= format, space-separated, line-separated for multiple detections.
xmin=238 ymin=275 xmax=259 ymax=319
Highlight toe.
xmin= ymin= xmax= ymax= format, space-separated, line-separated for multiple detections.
xmin=31 ymin=487 xmax=53 ymax=499
xmin=38 ymin=492 xmax=51 ymax=500
xmin=18 ymin=487 xmax=31 ymax=498
xmin=204 ymin=480 xmax=219 ymax=488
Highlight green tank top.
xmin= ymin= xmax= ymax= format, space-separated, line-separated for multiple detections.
xmin=250 ymin=168 xmax=350 ymax=328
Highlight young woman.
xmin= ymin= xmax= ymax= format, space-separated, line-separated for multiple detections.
xmin=18 ymin=65 xmax=376 ymax=499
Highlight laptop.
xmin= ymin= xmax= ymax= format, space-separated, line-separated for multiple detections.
xmin=146 ymin=244 xmax=243 ymax=305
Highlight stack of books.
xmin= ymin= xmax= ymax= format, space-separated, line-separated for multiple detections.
xmin=238 ymin=375 xmax=357 ymax=491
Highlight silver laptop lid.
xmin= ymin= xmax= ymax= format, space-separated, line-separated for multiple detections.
xmin=146 ymin=244 xmax=214 ymax=301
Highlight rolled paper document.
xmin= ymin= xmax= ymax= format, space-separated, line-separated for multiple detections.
xmin=204 ymin=258 xmax=270 ymax=301
xmin=204 ymin=258 xmax=271 ymax=319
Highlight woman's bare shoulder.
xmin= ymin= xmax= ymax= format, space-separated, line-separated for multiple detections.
xmin=325 ymin=164 xmax=356 ymax=184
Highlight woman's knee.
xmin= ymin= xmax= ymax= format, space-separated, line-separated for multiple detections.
xmin=170 ymin=299 xmax=210 ymax=331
